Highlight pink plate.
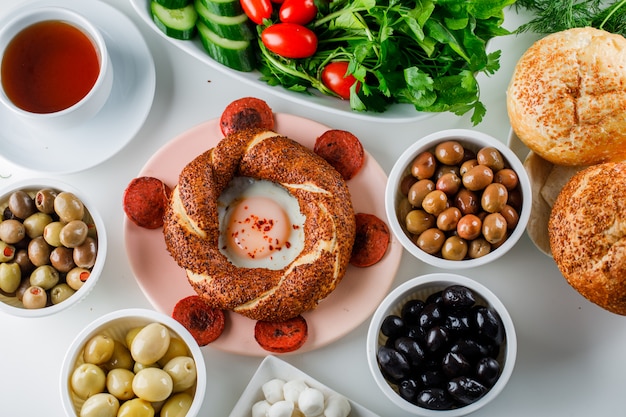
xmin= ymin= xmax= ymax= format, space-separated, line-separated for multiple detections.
xmin=124 ymin=113 xmax=403 ymax=356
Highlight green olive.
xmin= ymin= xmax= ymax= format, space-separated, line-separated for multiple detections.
xmin=70 ymin=363 xmax=106 ymax=399
xmin=66 ymin=267 xmax=90 ymax=291
xmin=22 ymin=285 xmax=47 ymax=309
xmin=79 ymin=392 xmax=119 ymax=417
xmin=106 ymin=368 xmax=135 ymax=401
xmin=8 ymin=190 xmax=36 ymax=220
xmin=116 ymin=398 xmax=154 ymax=417
xmin=0 ymin=262 xmax=21 ymax=293
xmin=29 ymin=265 xmax=59 ymax=290
xmin=0 ymin=219 xmax=26 ymax=244
xmin=131 ymin=323 xmax=171 ymax=365
xmin=102 ymin=340 xmax=135 ymax=372
xmin=0 ymin=241 xmax=15 ymax=262
xmin=54 ymin=191 xmax=85 ymax=223
xmin=43 ymin=221 xmax=64 ymax=247
xmin=73 ymin=237 xmax=97 ymax=269
xmin=34 ymin=189 xmax=58 ymax=214
xmin=23 ymin=212 xmax=53 ymax=239
xmin=132 ymin=368 xmax=173 ymax=402
xmin=160 ymin=392 xmax=193 ymax=417
xmin=83 ymin=334 xmax=115 ymax=365
xmin=134 ymin=362 xmax=158 ymax=373
xmin=60 ymin=220 xmax=88 ymax=248
xmin=158 ymin=338 xmax=190 ymax=367
xmin=163 ymin=356 xmax=196 ymax=393
xmin=50 ymin=283 xmax=75 ymax=304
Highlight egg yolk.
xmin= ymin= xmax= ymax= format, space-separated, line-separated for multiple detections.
xmin=226 ymin=196 xmax=292 ymax=260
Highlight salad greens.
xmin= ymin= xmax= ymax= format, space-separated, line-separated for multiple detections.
xmin=256 ymin=0 xmax=516 ymax=125
xmin=514 ymin=0 xmax=626 ymax=36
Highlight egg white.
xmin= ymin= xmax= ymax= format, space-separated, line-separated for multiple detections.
xmin=217 ymin=177 xmax=305 ymax=269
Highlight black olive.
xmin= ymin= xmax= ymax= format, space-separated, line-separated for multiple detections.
xmin=419 ymin=302 xmax=444 ymax=328
xmin=380 ymin=314 xmax=405 ymax=339
xmin=475 ymin=357 xmax=501 ymax=387
xmin=406 ymin=325 xmax=427 ymax=344
xmin=418 ymin=369 xmax=446 ymax=388
xmin=401 ymin=299 xmax=425 ymax=325
xmin=442 ymin=351 xmax=471 ymax=378
xmin=394 ymin=336 xmax=426 ymax=368
xmin=398 ymin=379 xmax=421 ymax=403
xmin=450 ymin=338 xmax=490 ymax=361
xmin=474 ymin=306 xmax=505 ymax=345
xmin=442 ymin=285 xmax=476 ymax=309
xmin=447 ymin=376 xmax=488 ymax=405
xmin=425 ymin=325 xmax=449 ymax=353
xmin=416 ymin=388 xmax=454 ymax=410
xmin=445 ymin=310 xmax=472 ymax=334
xmin=377 ymin=346 xmax=411 ymax=382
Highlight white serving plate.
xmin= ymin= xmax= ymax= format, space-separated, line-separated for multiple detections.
xmin=228 ymin=355 xmax=381 ymax=417
xmin=128 ymin=0 xmax=431 ymax=123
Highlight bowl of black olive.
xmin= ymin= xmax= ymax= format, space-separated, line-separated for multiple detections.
xmin=366 ymin=273 xmax=516 ymax=416
xmin=0 ymin=178 xmax=106 ymax=317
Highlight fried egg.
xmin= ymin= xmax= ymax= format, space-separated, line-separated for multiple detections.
xmin=217 ymin=177 xmax=305 ymax=269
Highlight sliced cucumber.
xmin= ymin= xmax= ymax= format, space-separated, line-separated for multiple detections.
xmin=154 ymin=0 xmax=191 ymax=9
xmin=195 ymin=0 xmax=254 ymax=41
xmin=199 ymin=0 xmax=243 ymax=18
xmin=196 ymin=21 xmax=256 ymax=71
xmin=150 ymin=0 xmax=198 ymax=40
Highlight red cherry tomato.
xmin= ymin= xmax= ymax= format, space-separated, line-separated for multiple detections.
xmin=321 ymin=61 xmax=360 ymax=99
xmin=261 ymin=23 xmax=318 ymax=59
xmin=240 ymin=0 xmax=273 ymax=25
xmin=279 ymin=0 xmax=317 ymax=25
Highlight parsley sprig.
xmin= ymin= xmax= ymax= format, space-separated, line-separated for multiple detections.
xmin=256 ymin=0 xmax=516 ymax=125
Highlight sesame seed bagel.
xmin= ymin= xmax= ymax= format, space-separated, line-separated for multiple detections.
xmin=549 ymin=162 xmax=626 ymax=315
xmin=163 ymin=128 xmax=356 ymax=321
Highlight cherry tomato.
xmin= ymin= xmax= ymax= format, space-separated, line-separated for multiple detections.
xmin=240 ymin=0 xmax=273 ymax=25
xmin=321 ymin=61 xmax=360 ymax=99
xmin=279 ymin=0 xmax=317 ymax=25
xmin=261 ymin=23 xmax=318 ymax=59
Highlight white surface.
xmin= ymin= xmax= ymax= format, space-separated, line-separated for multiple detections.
xmin=0 ymin=1 xmax=623 ymax=416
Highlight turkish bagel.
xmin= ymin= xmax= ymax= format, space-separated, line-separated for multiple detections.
xmin=163 ymin=128 xmax=356 ymax=321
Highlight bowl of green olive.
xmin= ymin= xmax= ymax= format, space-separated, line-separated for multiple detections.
xmin=0 ymin=178 xmax=106 ymax=317
xmin=385 ymin=129 xmax=531 ymax=269
xmin=60 ymin=308 xmax=206 ymax=417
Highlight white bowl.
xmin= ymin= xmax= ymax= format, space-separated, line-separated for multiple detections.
xmin=60 ymin=308 xmax=206 ymax=417
xmin=229 ymin=355 xmax=380 ymax=417
xmin=366 ymin=273 xmax=517 ymax=416
xmin=0 ymin=178 xmax=106 ymax=318
xmin=0 ymin=6 xmax=113 ymax=131
xmin=385 ymin=128 xmax=531 ymax=269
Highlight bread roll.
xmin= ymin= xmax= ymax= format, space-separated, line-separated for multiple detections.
xmin=507 ymin=27 xmax=626 ymax=166
xmin=549 ymin=162 xmax=626 ymax=315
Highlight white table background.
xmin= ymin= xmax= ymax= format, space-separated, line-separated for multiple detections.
xmin=2 ymin=1 xmax=625 ymax=416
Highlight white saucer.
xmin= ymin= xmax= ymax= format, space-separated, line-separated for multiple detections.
xmin=0 ymin=0 xmax=156 ymax=174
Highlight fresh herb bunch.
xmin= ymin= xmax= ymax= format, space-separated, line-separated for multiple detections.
xmin=515 ymin=0 xmax=626 ymax=35
xmin=256 ymin=0 xmax=516 ymax=125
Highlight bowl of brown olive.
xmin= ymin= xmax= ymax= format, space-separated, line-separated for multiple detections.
xmin=0 ymin=178 xmax=106 ymax=317
xmin=60 ymin=308 xmax=206 ymax=417
xmin=385 ymin=129 xmax=531 ymax=269
xmin=366 ymin=273 xmax=517 ymax=416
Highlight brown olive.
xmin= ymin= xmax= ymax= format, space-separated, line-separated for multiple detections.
xmin=15 ymin=276 xmax=30 ymax=301
xmin=0 ymin=241 xmax=15 ymax=262
xmin=436 ymin=207 xmax=462 ymax=232
xmin=74 ymin=236 xmax=97 ymax=269
xmin=436 ymin=173 xmax=461 ymax=196
xmin=417 ymin=228 xmax=446 ymax=254
xmin=22 ymin=285 xmax=47 ymax=309
xmin=468 ymin=237 xmax=491 ymax=259
xmin=400 ymin=175 xmax=417 ymax=196
xmin=441 ymin=236 xmax=468 ymax=260
xmin=454 ymin=189 xmax=480 ymax=215
xmin=411 ymin=151 xmax=437 ymax=180
xmin=462 ymin=165 xmax=493 ymax=191
xmin=494 ymin=168 xmax=519 ymax=191
xmin=22 ymin=212 xmax=53 ymax=239
xmin=408 ymin=179 xmax=435 ymax=207
xmin=507 ymin=188 xmax=523 ymax=211
xmin=459 ymin=159 xmax=478 ymax=176
xmin=457 ymin=214 xmax=482 ymax=240
xmin=66 ymin=267 xmax=90 ymax=291
xmin=8 ymin=190 xmax=36 ymax=220
xmin=27 ymin=236 xmax=52 ymax=267
xmin=435 ymin=141 xmax=464 ymax=165
xmin=54 ymin=192 xmax=85 ymax=223
xmin=34 ymin=188 xmax=58 ymax=214
xmin=434 ymin=165 xmax=460 ymax=181
xmin=405 ymin=210 xmax=436 ymax=235
xmin=422 ymin=190 xmax=448 ymax=216
xmin=481 ymin=183 xmax=508 ymax=213
xmin=59 ymin=220 xmax=88 ymax=248
xmin=0 ymin=219 xmax=26 ymax=244
xmin=482 ymin=213 xmax=508 ymax=244
xmin=477 ymin=147 xmax=505 ymax=171
xmin=397 ymin=198 xmax=413 ymax=224
xmin=500 ymin=205 xmax=520 ymax=230
xmin=50 ymin=246 xmax=76 ymax=273
xmin=14 ymin=248 xmax=34 ymax=275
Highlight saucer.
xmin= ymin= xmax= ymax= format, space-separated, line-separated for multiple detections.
xmin=0 ymin=0 xmax=156 ymax=174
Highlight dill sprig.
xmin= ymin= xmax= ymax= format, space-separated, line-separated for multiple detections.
xmin=515 ymin=0 xmax=626 ymax=36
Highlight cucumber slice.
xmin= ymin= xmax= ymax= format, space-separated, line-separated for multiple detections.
xmin=150 ymin=1 xmax=198 ymax=40
xmin=154 ymin=0 xmax=191 ymax=9
xmin=199 ymin=0 xmax=243 ymax=18
xmin=195 ymin=0 xmax=254 ymax=41
xmin=196 ymin=21 xmax=256 ymax=72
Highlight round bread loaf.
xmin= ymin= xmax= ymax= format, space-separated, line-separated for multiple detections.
xmin=549 ymin=162 xmax=626 ymax=315
xmin=507 ymin=27 xmax=626 ymax=166
xmin=163 ymin=128 xmax=356 ymax=321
